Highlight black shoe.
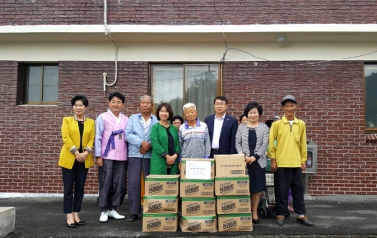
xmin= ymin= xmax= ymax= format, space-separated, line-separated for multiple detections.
xmin=297 ymin=217 xmax=314 ymax=226
xmin=252 ymin=218 xmax=259 ymax=224
xmin=126 ymin=214 xmax=138 ymax=222
xmin=67 ymin=222 xmax=76 ymax=228
xmin=75 ymin=220 xmax=85 ymax=225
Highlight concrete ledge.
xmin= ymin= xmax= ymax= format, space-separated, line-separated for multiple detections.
xmin=0 ymin=207 xmax=15 ymax=238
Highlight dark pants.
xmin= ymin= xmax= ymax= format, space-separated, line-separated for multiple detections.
xmin=274 ymin=167 xmax=306 ymax=217
xmin=62 ymin=160 xmax=88 ymax=214
xmin=97 ymin=159 xmax=128 ymax=211
xmin=210 ymin=149 xmax=220 ymax=159
xmin=127 ymin=157 xmax=150 ymax=215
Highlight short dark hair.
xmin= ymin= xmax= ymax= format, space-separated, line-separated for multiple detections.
xmin=239 ymin=114 xmax=246 ymax=123
xmin=244 ymin=101 xmax=263 ymax=117
xmin=71 ymin=95 xmax=88 ymax=107
xmin=213 ymin=96 xmax=228 ymax=105
xmin=170 ymin=115 xmax=184 ymax=125
xmin=156 ymin=103 xmax=174 ymax=121
xmin=108 ymin=92 xmax=125 ymax=103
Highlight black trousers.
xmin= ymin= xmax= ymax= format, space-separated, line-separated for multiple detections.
xmin=62 ymin=160 xmax=88 ymax=214
xmin=274 ymin=167 xmax=306 ymax=217
xmin=97 ymin=159 xmax=128 ymax=212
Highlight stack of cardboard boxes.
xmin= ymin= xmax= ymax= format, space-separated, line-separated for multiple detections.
xmin=214 ymin=154 xmax=253 ymax=232
xmin=142 ymin=154 xmax=253 ymax=233
xmin=179 ymin=159 xmax=217 ymax=233
xmin=142 ymin=175 xmax=180 ymax=232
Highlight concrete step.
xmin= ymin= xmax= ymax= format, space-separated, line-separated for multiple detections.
xmin=0 ymin=207 xmax=15 ymax=238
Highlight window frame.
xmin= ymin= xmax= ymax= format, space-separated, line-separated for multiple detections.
xmin=18 ymin=63 xmax=59 ymax=105
xmin=149 ymin=62 xmax=223 ymax=116
xmin=364 ymin=62 xmax=377 ymax=133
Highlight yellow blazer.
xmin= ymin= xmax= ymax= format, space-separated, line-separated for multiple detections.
xmin=59 ymin=116 xmax=95 ymax=169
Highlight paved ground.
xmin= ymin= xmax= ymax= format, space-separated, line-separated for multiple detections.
xmin=1 ymin=195 xmax=377 ymax=238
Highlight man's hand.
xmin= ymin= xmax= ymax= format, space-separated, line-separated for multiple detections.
xmin=271 ymin=159 xmax=277 ymax=172
xmin=301 ymin=163 xmax=306 ymax=171
xmin=96 ymin=157 xmax=103 ymax=167
xmin=140 ymin=141 xmax=151 ymax=154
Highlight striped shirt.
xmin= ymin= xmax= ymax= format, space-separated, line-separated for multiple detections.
xmin=179 ymin=118 xmax=211 ymax=159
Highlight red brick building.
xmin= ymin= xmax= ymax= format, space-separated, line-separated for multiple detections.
xmin=0 ymin=0 xmax=376 ymax=196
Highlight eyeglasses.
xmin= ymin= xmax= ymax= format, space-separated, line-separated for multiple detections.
xmin=215 ymin=103 xmax=227 ymax=106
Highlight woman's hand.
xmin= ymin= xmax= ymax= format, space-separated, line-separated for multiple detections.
xmin=245 ymin=156 xmax=255 ymax=165
xmin=170 ymin=154 xmax=177 ymax=165
xmin=245 ymin=156 xmax=250 ymax=164
xmin=75 ymin=151 xmax=83 ymax=163
xmin=75 ymin=151 xmax=88 ymax=163
xmin=165 ymin=155 xmax=176 ymax=165
xmin=250 ymin=156 xmax=256 ymax=164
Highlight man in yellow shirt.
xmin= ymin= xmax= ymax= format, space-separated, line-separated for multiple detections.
xmin=268 ymin=95 xmax=314 ymax=227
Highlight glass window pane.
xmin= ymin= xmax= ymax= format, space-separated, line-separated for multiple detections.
xmin=152 ymin=65 xmax=184 ymax=118
xmin=26 ymin=66 xmax=41 ymax=102
xmin=365 ymin=65 xmax=377 ymax=128
xmin=185 ymin=64 xmax=218 ymax=121
xmin=42 ymin=66 xmax=59 ymax=101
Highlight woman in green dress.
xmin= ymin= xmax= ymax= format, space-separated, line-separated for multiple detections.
xmin=150 ymin=103 xmax=180 ymax=175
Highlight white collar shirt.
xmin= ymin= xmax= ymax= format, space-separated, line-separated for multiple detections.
xmin=212 ymin=114 xmax=226 ymax=149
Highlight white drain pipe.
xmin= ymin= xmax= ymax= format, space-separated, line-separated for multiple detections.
xmin=103 ymin=0 xmax=119 ymax=92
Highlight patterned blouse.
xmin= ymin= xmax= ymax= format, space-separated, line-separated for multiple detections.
xmin=235 ymin=122 xmax=270 ymax=168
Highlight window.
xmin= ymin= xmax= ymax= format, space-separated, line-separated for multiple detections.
xmin=151 ymin=64 xmax=221 ymax=121
xmin=18 ymin=64 xmax=59 ymax=105
xmin=365 ymin=64 xmax=377 ymax=132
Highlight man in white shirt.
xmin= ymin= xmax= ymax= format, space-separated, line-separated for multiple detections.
xmin=204 ymin=96 xmax=238 ymax=158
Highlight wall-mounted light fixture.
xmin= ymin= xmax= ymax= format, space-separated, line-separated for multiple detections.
xmin=276 ymin=35 xmax=286 ymax=43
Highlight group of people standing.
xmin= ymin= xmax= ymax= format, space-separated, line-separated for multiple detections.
xmin=58 ymin=92 xmax=314 ymax=229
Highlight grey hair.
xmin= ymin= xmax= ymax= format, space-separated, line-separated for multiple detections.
xmin=183 ymin=102 xmax=196 ymax=111
xmin=140 ymin=95 xmax=153 ymax=103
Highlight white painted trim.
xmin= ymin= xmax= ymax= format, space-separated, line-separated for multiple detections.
xmin=1 ymin=41 xmax=377 ymax=61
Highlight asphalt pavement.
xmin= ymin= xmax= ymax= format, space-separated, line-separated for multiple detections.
xmin=1 ymin=195 xmax=377 ymax=238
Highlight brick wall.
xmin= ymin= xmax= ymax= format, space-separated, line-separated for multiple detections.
xmin=222 ymin=61 xmax=377 ymax=195
xmin=1 ymin=0 xmax=377 ymax=26
xmin=0 ymin=61 xmax=148 ymax=194
xmin=1 ymin=60 xmax=376 ymax=195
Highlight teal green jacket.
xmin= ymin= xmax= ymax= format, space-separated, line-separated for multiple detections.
xmin=150 ymin=123 xmax=180 ymax=175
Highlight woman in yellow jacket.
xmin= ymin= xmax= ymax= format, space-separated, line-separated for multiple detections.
xmin=58 ymin=95 xmax=94 ymax=228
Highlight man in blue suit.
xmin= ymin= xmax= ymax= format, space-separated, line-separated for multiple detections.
xmin=204 ymin=96 xmax=238 ymax=158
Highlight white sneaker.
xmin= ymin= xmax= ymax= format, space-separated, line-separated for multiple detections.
xmin=99 ymin=211 xmax=108 ymax=222
xmin=108 ymin=210 xmax=125 ymax=219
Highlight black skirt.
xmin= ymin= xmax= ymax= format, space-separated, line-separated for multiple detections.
xmin=247 ymin=162 xmax=266 ymax=193
xmin=247 ymin=128 xmax=266 ymax=193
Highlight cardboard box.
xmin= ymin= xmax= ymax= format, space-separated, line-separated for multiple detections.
xmin=144 ymin=175 xmax=179 ymax=196
xmin=180 ymin=179 xmax=214 ymax=198
xmin=143 ymin=196 xmax=178 ymax=213
xmin=218 ymin=213 xmax=253 ymax=232
xmin=181 ymin=197 xmax=216 ymax=216
xmin=216 ymin=195 xmax=251 ymax=214
xmin=180 ymin=216 xmax=217 ymax=233
xmin=215 ymin=176 xmax=249 ymax=196
xmin=214 ymin=154 xmax=246 ymax=177
xmin=180 ymin=159 xmax=215 ymax=179
xmin=142 ymin=213 xmax=177 ymax=232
